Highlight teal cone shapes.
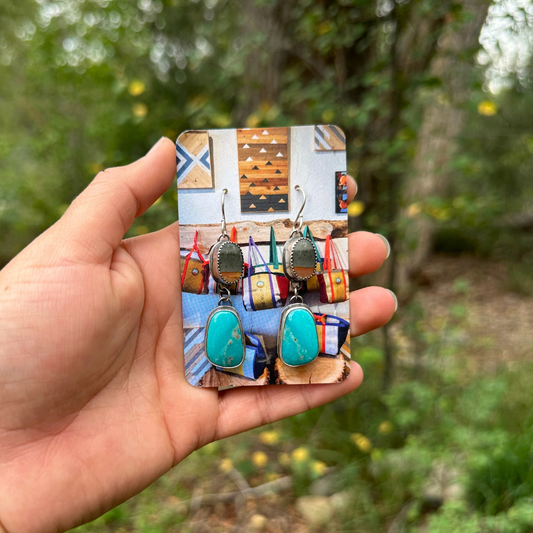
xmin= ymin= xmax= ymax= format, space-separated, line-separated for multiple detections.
xmin=205 ymin=307 xmax=245 ymax=368
xmin=279 ymin=305 xmax=319 ymax=367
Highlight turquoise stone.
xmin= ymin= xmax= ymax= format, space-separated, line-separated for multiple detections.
xmin=281 ymin=307 xmax=319 ymax=366
xmin=205 ymin=308 xmax=244 ymax=368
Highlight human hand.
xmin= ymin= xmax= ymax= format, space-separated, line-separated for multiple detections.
xmin=0 ymin=138 xmax=395 ymax=533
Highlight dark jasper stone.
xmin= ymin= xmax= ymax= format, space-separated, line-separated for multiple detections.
xmin=293 ymin=238 xmax=316 ymax=267
xmin=291 ymin=238 xmax=316 ymax=279
xmin=218 ymin=242 xmax=243 ymax=283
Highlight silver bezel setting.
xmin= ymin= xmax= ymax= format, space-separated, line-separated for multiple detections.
xmin=204 ymin=305 xmax=246 ymax=369
xmin=277 ymin=302 xmax=319 ymax=367
xmin=282 ymin=236 xmax=317 ymax=282
xmin=209 ymin=240 xmax=245 ymax=286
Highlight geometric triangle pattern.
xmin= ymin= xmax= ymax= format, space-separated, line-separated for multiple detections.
xmin=314 ymin=125 xmax=346 ymax=152
xmin=237 ymin=127 xmax=289 ymax=213
xmin=176 ymin=131 xmax=214 ymax=189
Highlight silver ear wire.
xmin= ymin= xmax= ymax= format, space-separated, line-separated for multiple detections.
xmin=220 ymin=188 xmax=228 ymax=240
xmin=210 ymin=188 xmax=244 ymax=286
xmin=291 ymin=185 xmax=306 ymax=236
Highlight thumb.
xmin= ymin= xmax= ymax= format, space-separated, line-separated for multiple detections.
xmin=58 ymin=137 xmax=176 ymax=263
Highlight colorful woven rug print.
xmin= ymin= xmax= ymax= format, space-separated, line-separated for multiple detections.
xmin=314 ymin=125 xmax=346 ymax=152
xmin=237 ymin=127 xmax=289 ymax=213
xmin=335 ymin=171 xmax=348 ymax=213
xmin=176 ymin=131 xmax=213 ymax=189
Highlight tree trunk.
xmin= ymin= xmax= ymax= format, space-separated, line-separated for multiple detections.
xmin=233 ymin=0 xmax=295 ymax=125
xmin=395 ymin=0 xmax=491 ymax=299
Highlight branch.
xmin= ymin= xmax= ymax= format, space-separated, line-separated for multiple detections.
xmin=181 ymin=474 xmax=294 ymax=508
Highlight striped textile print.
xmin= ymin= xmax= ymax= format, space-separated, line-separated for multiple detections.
xmin=183 ymin=327 xmax=211 ymax=387
xmin=340 ymin=338 xmax=351 ymax=361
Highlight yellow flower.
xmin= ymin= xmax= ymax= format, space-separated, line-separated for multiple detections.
xmin=246 ymin=113 xmax=260 ymax=128
xmin=478 ymin=100 xmax=497 ymax=116
xmin=311 ymin=460 xmax=328 ymax=476
xmin=219 ymin=458 xmax=233 ymax=472
xmin=135 ymin=225 xmax=149 ymax=235
xmin=265 ymin=472 xmax=280 ymax=482
xmin=406 ymin=202 xmax=422 ymax=218
xmin=348 ymin=201 xmax=365 ymax=218
xmin=252 ymin=451 xmax=268 ymax=468
xmin=128 ymin=80 xmax=146 ymax=96
xmin=211 ymin=113 xmax=232 ymax=128
xmin=378 ymin=421 xmax=393 ymax=435
xmin=259 ymin=100 xmax=272 ymax=113
xmin=350 ymin=433 xmax=372 ymax=453
xmin=89 ymin=162 xmax=104 ymax=175
xmin=259 ymin=431 xmax=280 ymax=446
xmin=153 ymin=195 xmax=163 ymax=206
xmin=291 ymin=447 xmax=310 ymax=463
xmin=278 ymin=452 xmax=291 ymax=466
xmin=132 ymin=103 xmax=148 ymax=118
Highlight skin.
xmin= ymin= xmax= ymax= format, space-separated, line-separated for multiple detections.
xmin=0 ymin=138 xmax=395 ymax=533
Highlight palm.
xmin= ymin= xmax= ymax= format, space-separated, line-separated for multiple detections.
xmin=0 ymin=138 xmax=394 ymax=533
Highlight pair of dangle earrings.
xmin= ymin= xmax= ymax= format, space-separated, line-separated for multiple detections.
xmin=204 ymin=186 xmax=320 ymax=369
xmin=205 ymin=188 xmax=247 ymax=369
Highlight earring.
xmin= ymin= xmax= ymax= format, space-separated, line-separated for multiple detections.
xmin=204 ymin=189 xmax=246 ymax=369
xmin=278 ymin=185 xmax=320 ymax=367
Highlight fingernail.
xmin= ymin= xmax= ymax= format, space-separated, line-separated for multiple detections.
xmin=387 ymin=289 xmax=398 ymax=312
xmin=375 ymin=233 xmax=391 ymax=259
xmin=148 ymin=136 xmax=165 ymax=154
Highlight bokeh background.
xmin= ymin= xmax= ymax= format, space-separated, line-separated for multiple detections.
xmin=2 ymin=0 xmax=533 ymax=531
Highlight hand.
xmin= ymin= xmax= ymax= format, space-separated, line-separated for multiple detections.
xmin=0 ymin=138 xmax=395 ymax=533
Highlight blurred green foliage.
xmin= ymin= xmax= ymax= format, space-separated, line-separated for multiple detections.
xmin=1 ymin=0 xmax=533 ymax=531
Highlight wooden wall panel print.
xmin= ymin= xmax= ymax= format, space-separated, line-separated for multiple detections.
xmin=237 ymin=127 xmax=289 ymax=213
xmin=314 ymin=125 xmax=346 ymax=151
xmin=176 ymin=131 xmax=214 ymax=189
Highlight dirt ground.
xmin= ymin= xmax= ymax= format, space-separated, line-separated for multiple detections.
xmin=413 ymin=256 xmax=533 ymax=371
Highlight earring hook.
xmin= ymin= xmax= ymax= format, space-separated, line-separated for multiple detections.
xmin=292 ymin=185 xmax=306 ymax=234
xmin=220 ymin=188 xmax=228 ymax=239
